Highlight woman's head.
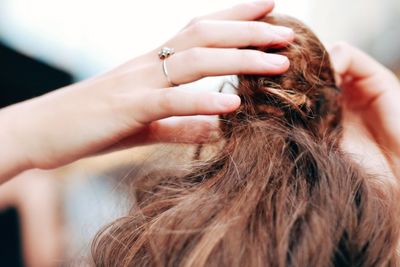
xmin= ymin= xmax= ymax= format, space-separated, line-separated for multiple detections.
xmin=92 ymin=15 xmax=400 ymax=267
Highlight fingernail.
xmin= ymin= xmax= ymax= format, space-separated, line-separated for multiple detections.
xmin=265 ymin=54 xmax=289 ymax=66
xmin=271 ymin=26 xmax=294 ymax=39
xmin=217 ymin=94 xmax=241 ymax=109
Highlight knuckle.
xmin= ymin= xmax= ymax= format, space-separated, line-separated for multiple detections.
xmin=245 ymin=22 xmax=271 ymax=45
xmin=246 ymin=21 xmax=266 ymax=35
xmin=107 ymin=91 xmax=131 ymax=117
xmin=185 ymin=47 xmax=205 ymax=64
xmin=187 ymin=20 xmax=209 ymax=40
xmin=188 ymin=16 xmax=201 ymax=27
xmin=107 ymin=91 xmax=144 ymax=124
xmin=35 ymin=160 xmax=58 ymax=170
xmin=190 ymin=50 xmax=207 ymax=77
xmin=241 ymin=50 xmax=258 ymax=63
xmin=240 ymin=50 xmax=268 ymax=72
xmin=158 ymin=90 xmax=176 ymax=114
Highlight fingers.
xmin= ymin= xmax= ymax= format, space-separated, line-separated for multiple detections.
xmin=147 ymin=116 xmax=220 ymax=144
xmin=136 ymin=89 xmax=241 ymax=123
xmin=170 ymin=20 xmax=294 ymax=52
xmin=149 ymin=48 xmax=289 ymax=87
xmin=331 ymin=42 xmax=400 ymax=164
xmin=170 ymin=48 xmax=289 ymax=84
xmin=145 ymin=0 xmax=292 ymax=88
xmin=330 ymin=42 xmax=390 ymax=80
xmin=329 ymin=42 xmax=400 ymax=105
xmin=188 ymin=0 xmax=275 ymax=25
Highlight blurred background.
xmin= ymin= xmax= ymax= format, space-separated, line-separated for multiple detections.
xmin=0 ymin=0 xmax=399 ymax=266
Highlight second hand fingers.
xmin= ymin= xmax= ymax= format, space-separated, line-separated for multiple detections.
xmin=330 ymin=42 xmax=399 ymax=98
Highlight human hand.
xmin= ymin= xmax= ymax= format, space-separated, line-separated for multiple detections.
xmin=0 ymin=0 xmax=294 ymax=181
xmin=330 ymin=42 xmax=400 ymax=177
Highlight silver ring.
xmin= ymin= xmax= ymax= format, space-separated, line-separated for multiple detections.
xmin=158 ymin=47 xmax=175 ymax=60
xmin=159 ymin=47 xmax=177 ymax=86
xmin=162 ymin=58 xmax=177 ymax=87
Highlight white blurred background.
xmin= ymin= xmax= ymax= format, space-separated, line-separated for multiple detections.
xmin=1 ymin=0 xmax=399 ymax=80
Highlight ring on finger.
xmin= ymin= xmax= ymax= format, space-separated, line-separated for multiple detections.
xmin=159 ymin=47 xmax=178 ymax=86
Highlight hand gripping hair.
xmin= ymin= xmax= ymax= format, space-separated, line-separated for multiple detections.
xmin=92 ymin=15 xmax=400 ymax=267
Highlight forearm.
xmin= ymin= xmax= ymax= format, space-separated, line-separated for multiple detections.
xmin=0 ymin=79 xmax=116 ymax=183
xmin=0 ymin=105 xmax=32 ymax=183
xmin=0 ymin=84 xmax=89 ymax=183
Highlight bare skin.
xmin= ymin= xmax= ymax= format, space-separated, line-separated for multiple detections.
xmin=0 ymin=3 xmax=398 ymax=266
xmin=331 ymin=43 xmax=400 ymax=179
xmin=0 ymin=0 xmax=294 ymax=183
xmin=0 ymin=171 xmax=61 ymax=267
xmin=0 ymin=2 xmax=398 ymax=188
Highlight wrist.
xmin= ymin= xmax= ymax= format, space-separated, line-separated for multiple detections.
xmin=0 ymin=106 xmax=33 ymax=183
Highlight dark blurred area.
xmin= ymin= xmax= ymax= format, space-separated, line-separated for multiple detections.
xmin=0 ymin=41 xmax=72 ymax=108
xmin=0 ymin=208 xmax=23 ymax=267
xmin=0 ymin=41 xmax=72 ymax=266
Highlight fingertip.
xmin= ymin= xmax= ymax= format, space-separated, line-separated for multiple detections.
xmin=329 ymin=42 xmax=349 ymax=74
xmin=215 ymin=93 xmax=241 ymax=112
xmin=281 ymin=56 xmax=291 ymax=71
xmin=263 ymin=54 xmax=290 ymax=73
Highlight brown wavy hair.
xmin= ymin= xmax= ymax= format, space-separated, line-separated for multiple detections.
xmin=91 ymin=15 xmax=400 ymax=267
